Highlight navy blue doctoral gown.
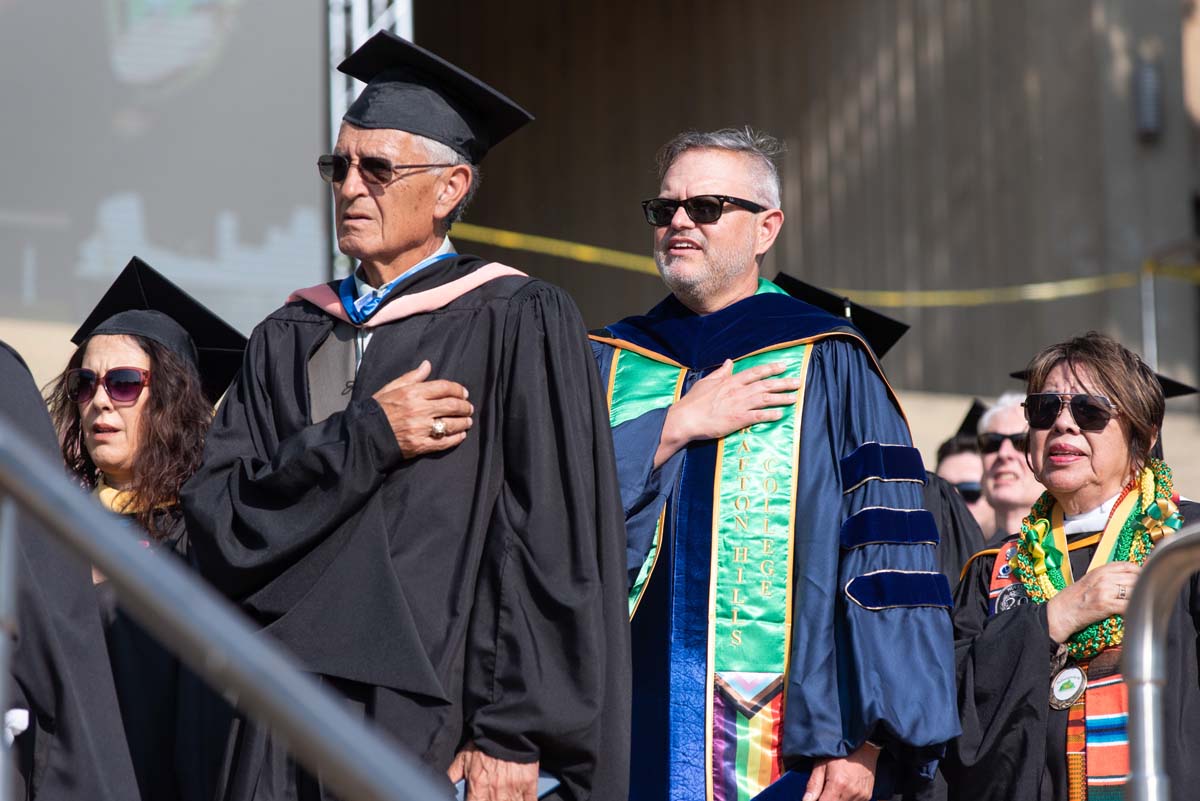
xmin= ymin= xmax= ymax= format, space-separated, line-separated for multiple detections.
xmin=592 ymin=287 xmax=959 ymax=799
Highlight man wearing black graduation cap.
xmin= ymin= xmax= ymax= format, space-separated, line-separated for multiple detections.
xmin=590 ymin=128 xmax=958 ymax=801
xmin=180 ymin=32 xmax=629 ymax=801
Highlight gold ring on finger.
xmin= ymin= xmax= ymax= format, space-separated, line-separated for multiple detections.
xmin=431 ymin=418 xmax=447 ymax=438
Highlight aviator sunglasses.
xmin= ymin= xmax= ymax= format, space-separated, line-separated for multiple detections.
xmin=1023 ymin=393 xmax=1119 ymax=432
xmin=976 ymin=431 xmax=1029 ymax=455
xmin=641 ymin=194 xmax=767 ymax=226
xmin=66 ymin=367 xmax=151 ymax=406
xmin=317 ymin=154 xmax=456 ymax=186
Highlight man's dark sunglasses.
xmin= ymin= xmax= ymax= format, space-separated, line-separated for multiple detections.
xmin=66 ymin=367 xmax=151 ymax=406
xmin=952 ymin=481 xmax=983 ymax=504
xmin=641 ymin=194 xmax=767 ymax=226
xmin=317 ymin=154 xmax=456 ymax=185
xmin=977 ymin=431 xmax=1029 ymax=455
xmin=1023 ymin=393 xmax=1118 ymax=432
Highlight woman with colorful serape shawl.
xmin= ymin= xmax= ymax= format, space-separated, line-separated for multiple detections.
xmin=945 ymin=332 xmax=1200 ymax=801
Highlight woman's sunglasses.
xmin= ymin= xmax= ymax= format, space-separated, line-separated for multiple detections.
xmin=976 ymin=431 xmax=1029 ymax=455
xmin=641 ymin=194 xmax=767 ymax=226
xmin=66 ymin=367 xmax=151 ymax=406
xmin=1022 ymin=393 xmax=1118 ymax=432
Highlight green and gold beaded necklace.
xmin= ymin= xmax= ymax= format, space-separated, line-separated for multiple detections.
xmin=1012 ymin=457 xmax=1182 ymax=660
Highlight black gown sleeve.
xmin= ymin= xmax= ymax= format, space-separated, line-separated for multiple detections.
xmin=181 ymin=321 xmax=405 ymax=599
xmin=464 ymin=284 xmax=631 ymax=801
xmin=0 ymin=341 xmax=142 ymax=801
xmin=943 ymin=551 xmax=1056 ymax=801
xmin=922 ymin=473 xmax=985 ymax=594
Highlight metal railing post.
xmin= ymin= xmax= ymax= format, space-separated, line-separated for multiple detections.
xmin=0 ymin=419 xmax=448 ymax=801
xmin=0 ymin=497 xmax=17 ymax=801
xmin=1123 ymin=521 xmax=1200 ymax=801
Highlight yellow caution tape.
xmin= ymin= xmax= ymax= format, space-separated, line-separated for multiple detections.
xmin=451 ymin=223 xmax=1200 ymax=308
xmin=824 ymin=272 xmax=1140 ymax=308
xmin=453 ymin=222 xmax=659 ymax=277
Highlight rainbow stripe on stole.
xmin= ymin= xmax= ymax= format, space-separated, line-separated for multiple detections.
xmin=606 ymin=342 xmax=811 ymax=801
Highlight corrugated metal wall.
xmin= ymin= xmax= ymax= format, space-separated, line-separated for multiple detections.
xmin=415 ymin=0 xmax=1198 ymax=397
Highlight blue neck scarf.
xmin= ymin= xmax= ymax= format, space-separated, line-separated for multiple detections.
xmin=337 ymin=250 xmax=458 ymax=325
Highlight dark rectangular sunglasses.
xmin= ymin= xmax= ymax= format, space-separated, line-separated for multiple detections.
xmin=641 ymin=194 xmax=766 ymax=226
xmin=952 ymin=481 xmax=982 ymax=504
xmin=976 ymin=431 xmax=1028 ymax=454
xmin=317 ymin=154 xmax=455 ymax=185
xmin=1023 ymin=393 xmax=1118 ymax=432
xmin=66 ymin=367 xmax=151 ymax=406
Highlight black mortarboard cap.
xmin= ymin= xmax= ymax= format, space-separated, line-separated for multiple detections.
xmin=72 ymin=257 xmax=247 ymax=403
xmin=339 ymin=31 xmax=533 ymax=164
xmin=956 ymin=399 xmax=988 ymax=437
xmin=772 ymin=273 xmax=910 ymax=359
xmin=1009 ymin=368 xmax=1198 ymax=400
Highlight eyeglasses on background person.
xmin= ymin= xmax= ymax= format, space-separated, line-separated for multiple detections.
xmin=641 ymin=194 xmax=767 ymax=226
xmin=952 ymin=481 xmax=983 ymax=504
xmin=977 ymin=431 xmax=1029 ymax=454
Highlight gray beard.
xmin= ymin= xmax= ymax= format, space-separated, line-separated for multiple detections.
xmin=655 ymin=246 xmax=752 ymax=309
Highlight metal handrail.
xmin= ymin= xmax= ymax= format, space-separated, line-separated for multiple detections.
xmin=1123 ymin=520 xmax=1200 ymax=801
xmin=0 ymin=417 xmax=449 ymax=801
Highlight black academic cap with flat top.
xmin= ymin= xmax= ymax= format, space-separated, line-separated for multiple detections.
xmin=72 ymin=257 xmax=247 ymax=403
xmin=1009 ymin=368 xmax=1199 ymax=400
xmin=338 ymin=31 xmax=533 ymax=164
xmin=772 ymin=273 xmax=911 ymax=359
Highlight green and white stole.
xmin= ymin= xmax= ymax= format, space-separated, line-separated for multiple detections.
xmin=602 ymin=336 xmax=814 ymax=800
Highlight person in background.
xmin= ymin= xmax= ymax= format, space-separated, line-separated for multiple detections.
xmin=46 ymin=257 xmax=244 ymax=801
xmin=976 ymin=392 xmax=1043 ymax=542
xmin=934 ymin=435 xmax=993 ymax=539
xmin=948 ymin=331 xmax=1200 ymax=800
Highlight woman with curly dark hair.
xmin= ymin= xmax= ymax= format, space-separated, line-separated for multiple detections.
xmin=47 ymin=258 xmax=245 ymax=801
xmin=49 ymin=330 xmax=213 ymax=543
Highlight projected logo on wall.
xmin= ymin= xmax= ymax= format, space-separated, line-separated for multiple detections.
xmin=106 ymin=0 xmax=240 ymax=91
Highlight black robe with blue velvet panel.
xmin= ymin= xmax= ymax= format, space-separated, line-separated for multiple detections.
xmin=591 ymin=289 xmax=959 ymax=800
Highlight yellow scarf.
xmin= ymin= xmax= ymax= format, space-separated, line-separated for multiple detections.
xmin=92 ymin=478 xmax=175 ymax=515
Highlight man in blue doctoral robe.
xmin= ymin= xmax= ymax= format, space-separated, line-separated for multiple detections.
xmin=590 ymin=128 xmax=959 ymax=801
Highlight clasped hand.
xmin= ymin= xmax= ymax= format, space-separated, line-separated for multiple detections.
xmin=447 ymin=743 xmax=540 ymax=801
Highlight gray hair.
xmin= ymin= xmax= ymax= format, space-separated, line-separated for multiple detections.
xmin=417 ymin=136 xmax=482 ymax=235
xmin=656 ymin=127 xmax=784 ymax=209
xmin=978 ymin=391 xmax=1027 ymax=434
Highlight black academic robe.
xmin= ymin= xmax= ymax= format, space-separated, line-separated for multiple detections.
xmin=0 ymin=341 xmax=142 ymax=801
xmin=96 ymin=506 xmax=232 ymax=801
xmin=890 ymin=474 xmax=984 ymax=801
xmin=923 ymin=472 xmax=985 ymax=595
xmin=944 ymin=499 xmax=1200 ymax=801
xmin=180 ymin=255 xmax=630 ymax=801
